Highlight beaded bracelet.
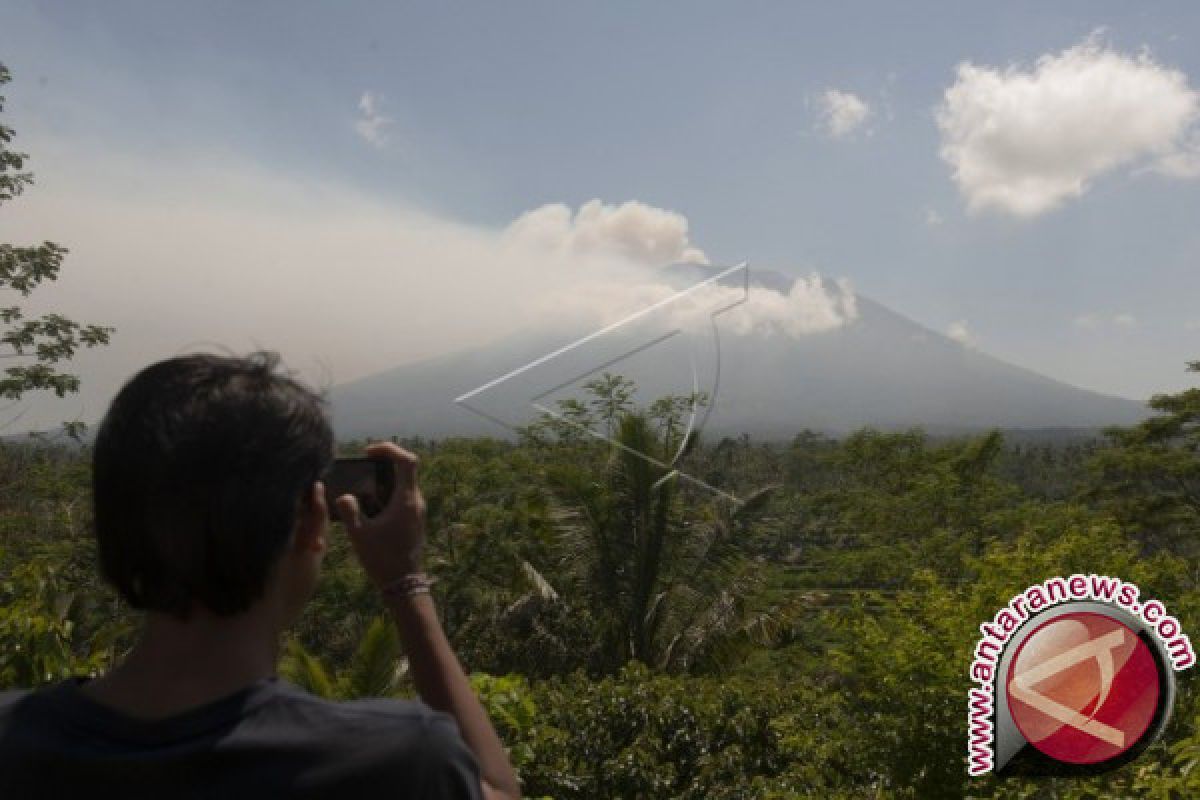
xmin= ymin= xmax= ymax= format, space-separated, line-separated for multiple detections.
xmin=381 ymin=572 xmax=436 ymax=600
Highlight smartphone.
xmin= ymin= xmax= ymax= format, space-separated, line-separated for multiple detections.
xmin=322 ymin=458 xmax=395 ymax=521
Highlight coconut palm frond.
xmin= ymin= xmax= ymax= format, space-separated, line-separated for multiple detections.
xmin=695 ymin=591 xmax=810 ymax=673
xmin=662 ymin=564 xmax=768 ymax=671
xmin=499 ymin=593 xmax=545 ymax=626
xmin=658 ymin=631 xmax=684 ymax=670
xmin=643 ymin=590 xmax=668 ymax=629
xmin=666 ymin=590 xmax=738 ymax=672
xmin=279 ymin=637 xmax=337 ymax=699
xmin=520 ymin=560 xmax=559 ymax=602
xmin=671 ymin=524 xmax=746 ymax=602
xmin=341 ymin=615 xmax=403 ymax=699
xmin=550 ymin=508 xmax=616 ymax=612
xmin=546 ymin=504 xmax=592 ymax=575
xmin=733 ymin=484 xmax=780 ymax=521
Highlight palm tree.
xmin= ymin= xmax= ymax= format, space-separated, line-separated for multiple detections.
xmin=544 ymin=407 xmax=786 ymax=673
xmin=281 ymin=615 xmax=408 ymax=700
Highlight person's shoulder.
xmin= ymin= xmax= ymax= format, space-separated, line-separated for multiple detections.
xmin=262 ymin=683 xmax=482 ymax=796
xmin=0 ymin=686 xmax=47 ymax=725
xmin=263 ymin=681 xmax=463 ymax=749
xmin=0 ymin=684 xmax=60 ymax=748
xmin=336 ymin=694 xmax=478 ymax=762
xmin=267 ymin=681 xmax=435 ymax=729
xmin=0 ymin=688 xmax=32 ymax=721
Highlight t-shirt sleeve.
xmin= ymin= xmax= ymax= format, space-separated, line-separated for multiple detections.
xmin=420 ymin=712 xmax=486 ymax=800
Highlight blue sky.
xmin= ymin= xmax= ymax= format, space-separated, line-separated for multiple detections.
xmin=1 ymin=1 xmax=1199 ymax=428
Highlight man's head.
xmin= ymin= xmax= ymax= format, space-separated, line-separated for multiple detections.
xmin=92 ymin=352 xmax=334 ymax=621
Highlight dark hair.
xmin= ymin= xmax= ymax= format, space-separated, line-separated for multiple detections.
xmin=92 ymin=352 xmax=333 ymax=619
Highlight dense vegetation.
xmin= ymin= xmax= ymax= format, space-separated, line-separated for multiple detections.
xmin=2 ymin=365 xmax=1200 ymax=798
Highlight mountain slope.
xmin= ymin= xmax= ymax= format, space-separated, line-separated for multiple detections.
xmin=331 ymin=267 xmax=1146 ymax=440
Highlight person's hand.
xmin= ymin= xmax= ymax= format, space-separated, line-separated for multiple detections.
xmin=334 ymin=442 xmax=427 ymax=589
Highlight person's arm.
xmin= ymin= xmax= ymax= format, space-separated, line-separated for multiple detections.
xmin=334 ymin=442 xmax=520 ymax=800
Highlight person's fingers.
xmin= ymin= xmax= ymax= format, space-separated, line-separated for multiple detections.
xmin=334 ymin=493 xmax=364 ymax=533
xmin=365 ymin=442 xmax=419 ymax=492
xmin=364 ymin=441 xmax=417 ymax=462
xmin=349 ymin=444 xmax=424 ymax=527
xmin=313 ymin=481 xmax=329 ymax=519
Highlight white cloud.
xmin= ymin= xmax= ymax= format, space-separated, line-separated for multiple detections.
xmin=1075 ymin=312 xmax=1137 ymax=330
xmin=818 ymin=89 xmax=871 ymax=138
xmin=937 ymin=34 xmax=1200 ymax=216
xmin=925 ymin=208 xmax=944 ymax=226
xmin=354 ymin=91 xmax=393 ymax=148
xmin=543 ymin=272 xmax=858 ymax=344
xmin=504 ymin=199 xmax=708 ymax=268
xmin=1155 ymin=136 xmax=1200 ymax=177
xmin=0 ymin=142 xmax=855 ymax=431
xmin=946 ymin=319 xmax=977 ymax=347
xmin=724 ymin=275 xmax=858 ymax=338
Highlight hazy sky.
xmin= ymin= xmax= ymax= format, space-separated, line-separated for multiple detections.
xmin=1 ymin=1 xmax=1198 ymax=431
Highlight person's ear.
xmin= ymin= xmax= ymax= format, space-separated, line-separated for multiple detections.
xmin=293 ymin=481 xmax=328 ymax=555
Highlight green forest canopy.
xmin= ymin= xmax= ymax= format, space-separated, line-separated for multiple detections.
xmin=2 ymin=364 xmax=1199 ymax=798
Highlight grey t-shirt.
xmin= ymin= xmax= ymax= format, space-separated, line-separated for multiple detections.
xmin=0 ymin=677 xmax=484 ymax=799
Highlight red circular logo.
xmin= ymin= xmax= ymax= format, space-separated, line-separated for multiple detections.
xmin=1007 ymin=611 xmax=1160 ymax=765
